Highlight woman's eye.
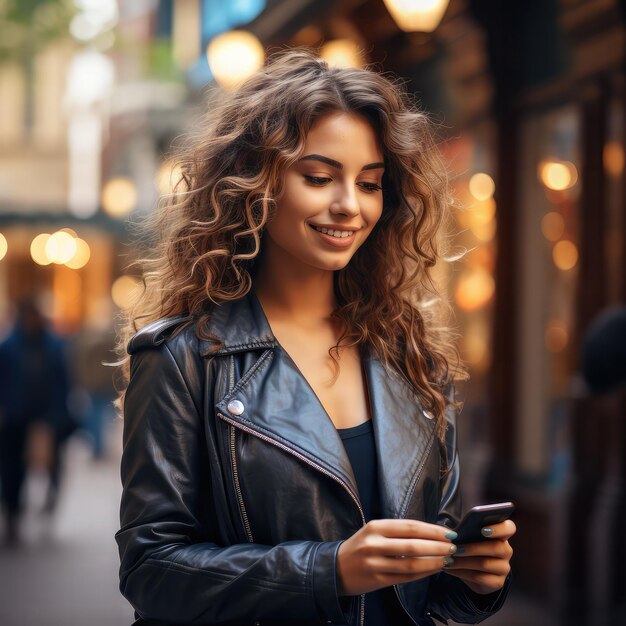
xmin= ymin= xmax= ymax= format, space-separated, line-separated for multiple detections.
xmin=358 ymin=182 xmax=383 ymax=192
xmin=303 ymin=175 xmax=332 ymax=186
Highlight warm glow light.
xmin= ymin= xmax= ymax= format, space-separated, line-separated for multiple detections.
xmin=470 ymin=198 xmax=496 ymax=225
xmin=320 ymin=39 xmax=363 ymax=68
xmin=469 ymin=173 xmax=495 ymax=201
xmin=102 ymin=177 xmax=137 ymax=217
xmin=461 ymin=321 xmax=490 ymax=370
xmin=604 ymin=141 xmax=624 ymax=178
xmin=0 ymin=233 xmax=7 ymax=261
xmin=539 ymin=160 xmax=578 ymax=191
xmin=466 ymin=246 xmax=495 ymax=273
xmin=60 ymin=227 xmax=78 ymax=238
xmin=31 ymin=233 xmax=52 ymax=265
xmin=65 ymin=238 xmax=91 ymax=269
xmin=111 ymin=275 xmax=141 ymax=309
xmin=207 ymin=30 xmax=265 ymax=90
xmin=45 ymin=231 xmax=78 ymax=264
xmin=382 ymin=0 xmax=450 ymax=32
xmin=545 ymin=321 xmax=568 ymax=353
xmin=553 ymin=240 xmax=578 ymax=270
xmin=156 ymin=160 xmax=184 ymax=196
xmin=455 ymin=269 xmax=495 ymax=311
xmin=470 ymin=219 xmax=496 ymax=242
xmin=541 ymin=211 xmax=565 ymax=241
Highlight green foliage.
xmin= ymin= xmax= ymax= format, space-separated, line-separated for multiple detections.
xmin=147 ymin=37 xmax=182 ymax=81
xmin=0 ymin=0 xmax=75 ymax=65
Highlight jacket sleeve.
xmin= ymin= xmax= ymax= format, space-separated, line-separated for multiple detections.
xmin=116 ymin=343 xmax=351 ymax=625
xmin=425 ymin=382 xmax=511 ymax=624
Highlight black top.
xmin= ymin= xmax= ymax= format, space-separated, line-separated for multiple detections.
xmin=337 ymin=420 xmax=414 ymax=626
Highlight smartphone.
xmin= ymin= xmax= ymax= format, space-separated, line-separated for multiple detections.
xmin=454 ymin=502 xmax=515 ymax=544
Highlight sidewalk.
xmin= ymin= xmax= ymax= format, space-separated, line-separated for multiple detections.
xmin=0 ymin=420 xmax=133 ymax=626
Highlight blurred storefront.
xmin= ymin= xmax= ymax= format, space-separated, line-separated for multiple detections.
xmin=1 ymin=0 xmax=625 ymax=624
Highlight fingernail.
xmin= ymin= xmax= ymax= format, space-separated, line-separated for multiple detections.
xmin=444 ymin=530 xmax=458 ymax=540
xmin=443 ymin=556 xmax=454 ymax=568
xmin=481 ymin=527 xmax=494 ymax=537
xmin=448 ymin=544 xmax=457 ymax=554
xmin=455 ymin=545 xmax=466 ymax=555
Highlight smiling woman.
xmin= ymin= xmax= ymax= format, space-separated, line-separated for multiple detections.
xmin=114 ymin=48 xmax=515 ymax=626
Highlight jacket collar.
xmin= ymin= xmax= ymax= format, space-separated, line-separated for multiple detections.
xmin=208 ymin=288 xmax=437 ymax=519
xmin=199 ymin=287 xmax=277 ymax=356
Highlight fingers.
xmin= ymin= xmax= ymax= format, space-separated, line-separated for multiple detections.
xmin=453 ymin=539 xmax=513 ymax=559
xmin=367 ymin=518 xmax=457 ymax=542
xmin=369 ymin=554 xmax=452 ymax=577
xmin=444 ymin=556 xmax=511 ymax=577
xmin=374 ymin=537 xmax=458 ymax=559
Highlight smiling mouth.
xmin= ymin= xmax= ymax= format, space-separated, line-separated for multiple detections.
xmin=309 ymin=224 xmax=357 ymax=238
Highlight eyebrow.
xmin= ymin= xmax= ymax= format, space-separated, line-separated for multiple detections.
xmin=298 ymin=154 xmax=385 ymax=171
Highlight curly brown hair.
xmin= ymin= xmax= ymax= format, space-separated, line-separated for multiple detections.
xmin=116 ymin=47 xmax=467 ymax=440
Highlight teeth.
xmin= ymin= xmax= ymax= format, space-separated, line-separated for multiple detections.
xmin=312 ymin=225 xmax=354 ymax=238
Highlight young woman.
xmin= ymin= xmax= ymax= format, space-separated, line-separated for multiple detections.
xmin=115 ymin=48 xmax=515 ymax=626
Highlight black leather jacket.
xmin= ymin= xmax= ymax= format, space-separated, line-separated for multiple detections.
xmin=116 ymin=288 xmax=510 ymax=625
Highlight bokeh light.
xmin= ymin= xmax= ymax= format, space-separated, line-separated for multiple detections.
xmin=603 ymin=140 xmax=624 ymax=178
xmin=65 ymin=238 xmax=91 ymax=269
xmin=111 ymin=275 xmax=141 ymax=309
xmin=382 ymin=0 xmax=450 ymax=32
xmin=541 ymin=211 xmax=565 ymax=241
xmin=469 ymin=173 xmax=495 ymax=201
xmin=539 ymin=160 xmax=578 ymax=191
xmin=207 ymin=30 xmax=265 ymax=90
xmin=320 ymin=39 xmax=363 ymax=68
xmin=455 ymin=269 xmax=495 ymax=311
xmin=102 ymin=177 xmax=137 ymax=217
xmin=0 ymin=233 xmax=7 ymax=261
xmin=156 ymin=160 xmax=184 ymax=196
xmin=45 ymin=231 xmax=77 ymax=264
xmin=545 ymin=321 xmax=569 ymax=353
xmin=552 ymin=240 xmax=578 ymax=270
xmin=31 ymin=233 xmax=52 ymax=266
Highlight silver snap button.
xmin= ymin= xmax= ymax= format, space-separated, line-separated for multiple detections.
xmin=423 ymin=409 xmax=434 ymax=420
xmin=227 ymin=399 xmax=244 ymax=415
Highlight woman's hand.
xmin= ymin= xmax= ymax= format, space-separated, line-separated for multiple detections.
xmin=336 ymin=519 xmax=458 ymax=596
xmin=444 ymin=519 xmax=516 ymax=594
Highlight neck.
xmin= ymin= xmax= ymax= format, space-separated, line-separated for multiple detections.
xmin=253 ymin=249 xmax=337 ymax=328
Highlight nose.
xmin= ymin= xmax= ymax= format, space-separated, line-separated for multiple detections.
xmin=329 ymin=185 xmax=360 ymax=218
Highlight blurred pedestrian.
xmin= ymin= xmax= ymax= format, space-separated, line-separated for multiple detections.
xmin=0 ymin=296 xmax=72 ymax=544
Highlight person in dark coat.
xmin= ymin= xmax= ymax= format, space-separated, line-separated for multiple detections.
xmin=0 ymin=296 xmax=71 ymax=544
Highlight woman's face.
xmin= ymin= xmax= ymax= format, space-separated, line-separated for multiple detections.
xmin=263 ymin=110 xmax=385 ymax=272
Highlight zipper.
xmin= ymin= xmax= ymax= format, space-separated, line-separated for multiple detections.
xmin=230 ymin=424 xmax=254 ymax=542
xmin=227 ymin=355 xmax=254 ymax=542
xmin=217 ymin=411 xmax=366 ymax=626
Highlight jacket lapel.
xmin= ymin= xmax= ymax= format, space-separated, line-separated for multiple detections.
xmin=209 ymin=289 xmax=436 ymax=521
xmin=363 ymin=355 xmax=437 ymax=519
xmin=216 ymin=346 xmax=362 ymax=503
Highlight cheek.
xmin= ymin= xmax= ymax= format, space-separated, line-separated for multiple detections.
xmin=365 ymin=198 xmax=384 ymax=229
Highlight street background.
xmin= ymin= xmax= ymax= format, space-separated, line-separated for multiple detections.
xmin=1 ymin=1 xmax=625 ymax=625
